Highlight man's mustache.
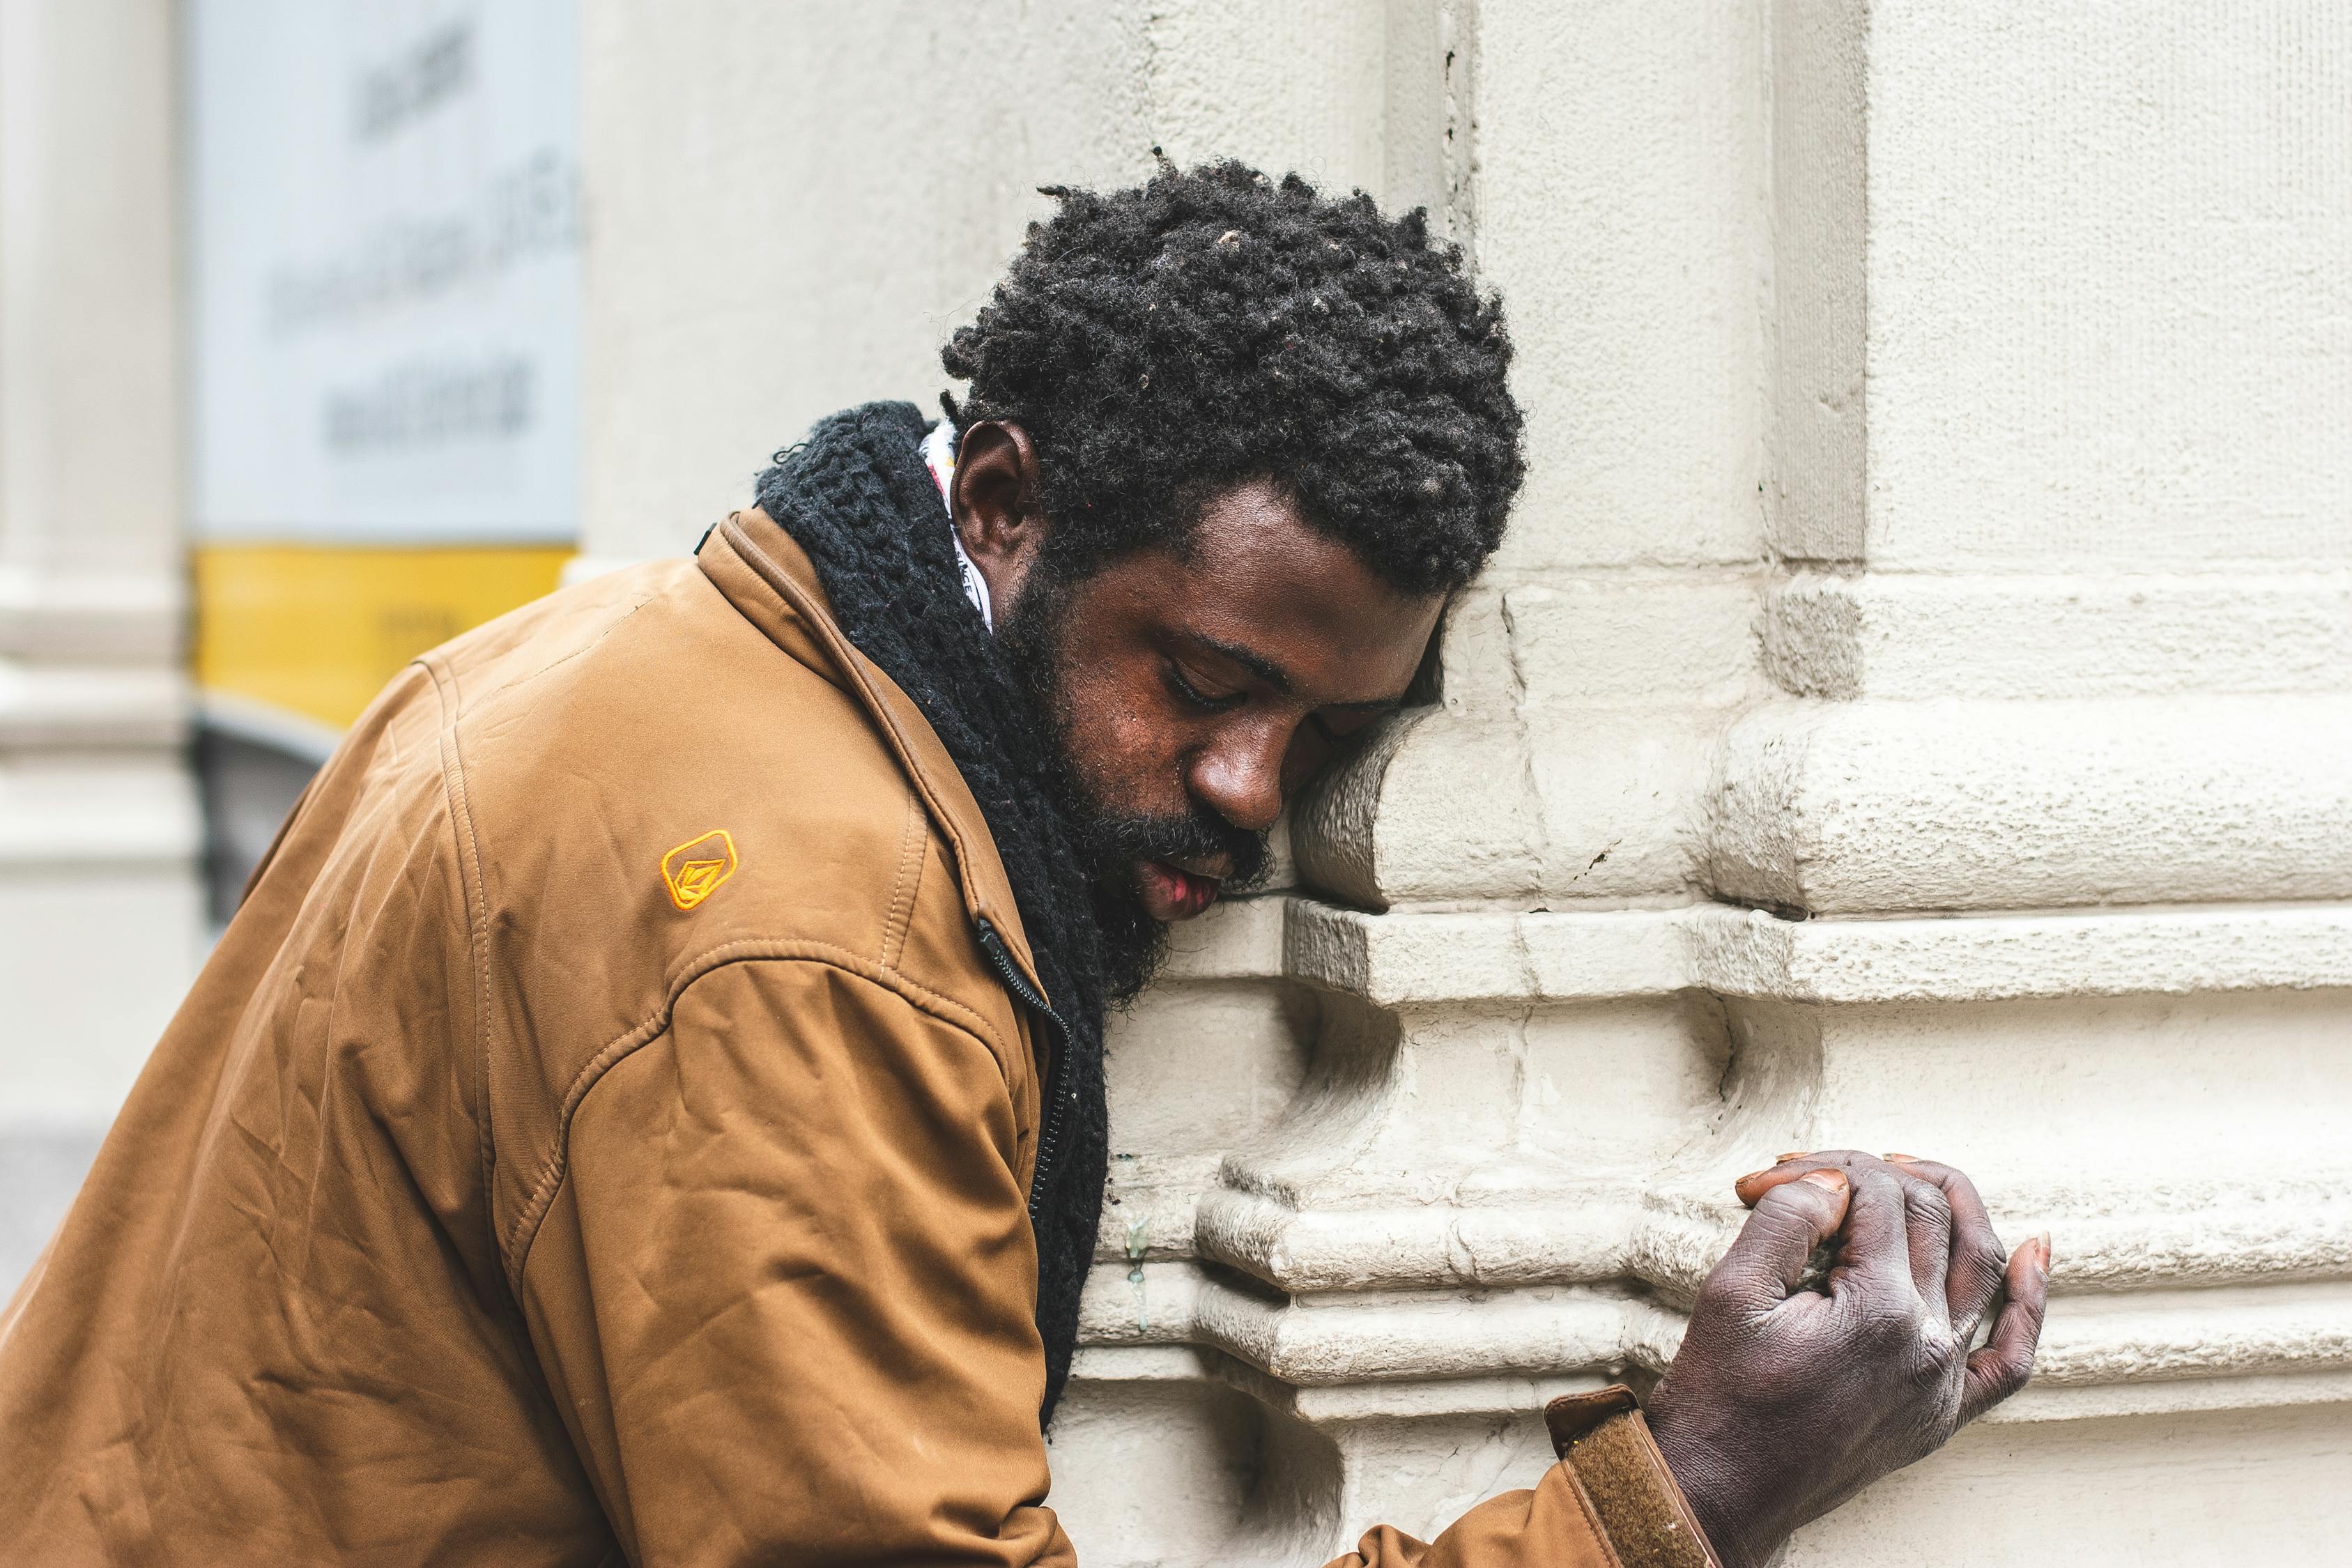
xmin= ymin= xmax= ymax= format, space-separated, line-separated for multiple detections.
xmin=1083 ymin=802 xmax=1270 ymax=891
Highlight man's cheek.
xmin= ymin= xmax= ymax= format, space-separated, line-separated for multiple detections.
xmin=1075 ymin=699 xmax=1187 ymax=808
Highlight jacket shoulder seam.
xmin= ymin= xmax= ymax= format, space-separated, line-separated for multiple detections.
xmin=878 ymin=784 xmax=926 ymax=970
xmin=502 ymin=939 xmax=1015 ymax=1296
xmin=422 ymin=653 xmax=503 ymax=1290
xmin=461 ymin=583 xmax=663 ymax=714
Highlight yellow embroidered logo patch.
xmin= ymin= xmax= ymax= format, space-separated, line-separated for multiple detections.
xmin=661 ymin=830 xmax=738 ymax=912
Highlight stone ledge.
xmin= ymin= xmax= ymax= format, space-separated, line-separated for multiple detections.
xmin=1705 ymin=694 xmax=2352 ymax=913
xmin=1083 ymin=1266 xmax=1686 ymax=1385
xmin=1270 ymin=898 xmax=2352 ymax=1006
xmin=1765 ymin=572 xmax=2352 ymax=702
xmin=1191 ymin=1182 xmax=2352 ymax=1298
xmin=1986 ymin=1367 xmax=2352 ymax=1425
xmin=1077 ymin=1264 xmax=2352 ymax=1415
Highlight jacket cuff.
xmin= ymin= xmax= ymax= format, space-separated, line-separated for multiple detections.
xmin=1543 ymin=1387 xmax=1723 ymax=1568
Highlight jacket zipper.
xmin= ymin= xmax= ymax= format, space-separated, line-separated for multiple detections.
xmin=976 ymin=918 xmax=1071 ymax=1223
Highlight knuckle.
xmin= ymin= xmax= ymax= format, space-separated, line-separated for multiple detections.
xmin=1756 ymin=1180 xmax=1831 ymax=1218
xmin=1904 ymin=1184 xmax=1953 ymax=1228
xmin=1737 ymin=1208 xmax=1819 ymax=1261
xmin=2017 ymin=1300 xmax=2052 ymax=1344
xmin=1982 ymin=1352 xmax=2034 ymax=1404
xmin=1927 ymin=1157 xmax=1968 ymax=1183
xmin=1693 ymin=1263 xmax=1767 ymax=1319
xmin=1955 ymin=1238 xmax=2006 ymax=1291
xmin=1857 ymin=1298 xmax=1922 ymax=1351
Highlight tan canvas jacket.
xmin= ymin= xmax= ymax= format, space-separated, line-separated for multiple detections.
xmin=0 ymin=513 xmax=1717 ymax=1567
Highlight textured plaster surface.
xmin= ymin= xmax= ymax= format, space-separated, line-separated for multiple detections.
xmin=1767 ymin=0 xmax=1867 ymax=562
xmin=1473 ymin=0 xmax=1771 ymax=573
xmin=1784 ymin=1403 xmax=2352 ymax=1563
xmin=1765 ymin=573 xmax=2352 ymax=700
xmin=579 ymin=0 xmax=1478 ymax=563
xmin=579 ymin=0 xmax=1152 ymax=558
xmin=1862 ymin=1 xmax=2352 ymax=571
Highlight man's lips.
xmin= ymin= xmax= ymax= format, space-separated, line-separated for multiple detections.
xmin=1137 ymin=859 xmax=1222 ymax=921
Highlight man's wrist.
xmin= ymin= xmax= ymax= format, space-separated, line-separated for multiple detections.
xmin=1643 ymin=1392 xmax=1773 ymax=1568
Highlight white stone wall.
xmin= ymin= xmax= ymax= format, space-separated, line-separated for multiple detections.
xmin=0 ymin=0 xmax=203 ymax=1282
xmin=579 ymin=2 xmax=2351 ymax=1560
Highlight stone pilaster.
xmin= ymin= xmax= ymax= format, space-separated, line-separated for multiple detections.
xmin=0 ymin=0 xmax=202 ymax=1279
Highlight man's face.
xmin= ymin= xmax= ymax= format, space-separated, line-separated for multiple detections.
xmin=990 ymin=475 xmax=1445 ymax=999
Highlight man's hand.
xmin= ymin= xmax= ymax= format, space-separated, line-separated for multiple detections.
xmin=1643 ymin=1151 xmax=2051 ymax=1568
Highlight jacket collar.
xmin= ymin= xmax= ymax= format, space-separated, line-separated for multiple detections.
xmin=697 ymin=509 xmax=1051 ymax=1006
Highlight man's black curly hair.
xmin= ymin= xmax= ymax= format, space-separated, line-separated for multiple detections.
xmin=941 ymin=158 xmax=1523 ymax=597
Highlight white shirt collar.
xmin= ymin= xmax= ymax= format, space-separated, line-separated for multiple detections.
xmin=921 ymin=420 xmax=993 ymax=632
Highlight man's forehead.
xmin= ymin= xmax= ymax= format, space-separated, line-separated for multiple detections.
xmin=1135 ymin=481 xmax=1445 ymax=703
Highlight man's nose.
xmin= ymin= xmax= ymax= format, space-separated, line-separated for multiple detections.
xmin=1187 ymin=728 xmax=1286 ymax=835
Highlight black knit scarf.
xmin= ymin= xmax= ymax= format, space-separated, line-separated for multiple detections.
xmin=751 ymin=400 xmax=1106 ymax=1428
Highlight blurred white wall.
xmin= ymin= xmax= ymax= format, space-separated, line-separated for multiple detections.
xmin=0 ymin=0 xmax=202 ymax=1286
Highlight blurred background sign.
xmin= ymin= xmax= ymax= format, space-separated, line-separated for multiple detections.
xmin=185 ymin=0 xmax=580 ymax=912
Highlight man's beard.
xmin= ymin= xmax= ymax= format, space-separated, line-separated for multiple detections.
xmin=996 ymin=565 xmax=1272 ymax=1008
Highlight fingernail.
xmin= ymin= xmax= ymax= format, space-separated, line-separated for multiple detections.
xmin=2038 ymin=1231 xmax=2054 ymax=1273
xmin=1774 ymin=1151 xmax=1811 ymax=1163
xmin=1735 ymin=1168 xmax=1771 ymax=1189
xmin=1882 ymin=1152 xmax=1920 ymax=1163
xmin=1798 ymin=1169 xmax=1849 ymax=1192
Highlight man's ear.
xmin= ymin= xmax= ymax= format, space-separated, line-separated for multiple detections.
xmin=951 ymin=420 xmax=1050 ymax=613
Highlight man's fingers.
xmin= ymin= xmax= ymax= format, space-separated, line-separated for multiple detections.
xmin=1737 ymin=1151 xmax=2007 ymax=1332
xmin=1713 ymin=1168 xmax=1851 ymax=1305
xmin=1960 ymin=1234 xmax=2053 ymax=1424
xmin=1829 ymin=1166 xmax=1914 ymax=1300
xmin=1884 ymin=1155 xmax=2009 ymax=1337
xmin=1898 ymin=1171 xmax=1953 ymax=1323
xmin=1733 ymin=1149 xmax=1882 ymax=1208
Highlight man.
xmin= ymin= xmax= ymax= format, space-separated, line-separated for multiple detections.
xmin=0 ymin=162 xmax=2045 ymax=1566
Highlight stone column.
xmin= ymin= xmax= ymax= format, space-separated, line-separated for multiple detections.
xmin=1730 ymin=3 xmax=2352 ymax=1555
xmin=1096 ymin=1 xmax=2351 ymax=1560
xmin=0 ymin=0 xmax=201 ymax=1277
xmin=1061 ymin=3 xmax=1779 ymax=1554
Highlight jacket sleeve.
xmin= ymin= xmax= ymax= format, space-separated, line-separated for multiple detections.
xmin=1330 ymin=1391 xmax=1723 ymax=1568
xmin=515 ymin=955 xmax=1073 ymax=1567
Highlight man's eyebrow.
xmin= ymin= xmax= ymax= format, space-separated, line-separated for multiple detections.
xmin=1190 ymin=632 xmax=1301 ymax=695
xmin=1189 ymin=633 xmax=1404 ymax=712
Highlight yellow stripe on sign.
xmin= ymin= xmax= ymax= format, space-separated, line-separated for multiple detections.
xmin=194 ymin=543 xmax=574 ymax=731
